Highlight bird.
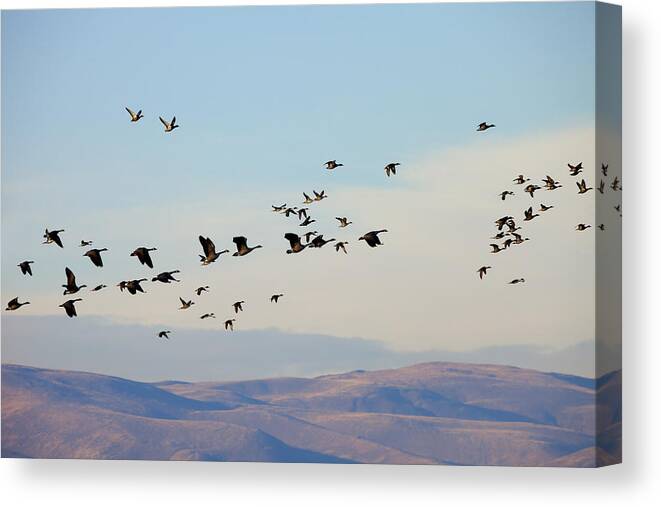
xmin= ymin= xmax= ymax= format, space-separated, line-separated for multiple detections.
xmin=324 ymin=160 xmax=343 ymax=170
xmin=284 ymin=233 xmax=307 ymax=254
xmin=224 ymin=319 xmax=236 ymax=331
xmin=79 ymin=240 xmax=93 ymax=247
xmin=335 ymin=241 xmax=349 ymax=254
xmin=43 ymin=229 xmax=64 ymax=248
xmin=524 ymin=184 xmax=541 ymax=198
xmin=297 ymin=208 xmax=309 ymax=220
xmin=513 ymin=175 xmax=530 ymax=185
xmin=125 ymin=107 xmax=143 ymax=122
xmin=598 ymin=180 xmax=605 ymax=194
xmin=131 ymin=247 xmax=157 ymax=268
xmin=152 ymin=270 xmax=181 ymax=283
xmin=117 ymin=281 xmax=128 ymax=292
xmin=539 ymin=203 xmax=554 ymax=212
xmin=5 ymin=297 xmax=30 ymax=311
xmin=59 ymin=298 xmax=82 ymax=317
xmin=313 ymin=190 xmax=327 ymax=201
xmin=577 ymin=179 xmax=593 ymax=194
xmin=272 ymin=204 xmax=287 ymax=213
xmin=602 ymin=163 xmax=608 ymax=176
xmin=299 ymin=217 xmax=316 ymax=227
xmin=502 ymin=238 xmax=514 ymax=249
xmin=232 ymin=236 xmax=262 ymax=256
xmin=506 ymin=220 xmax=520 ymax=233
xmin=270 ymin=294 xmax=284 ymax=303
xmin=195 ymin=286 xmax=210 ymax=296
xmin=495 ymin=216 xmax=513 ymax=230
xmin=477 ymin=122 xmax=495 ymax=131
xmin=158 ymin=331 xmax=171 ymax=339
xmin=125 ymin=279 xmax=147 ymax=295
xmin=477 ymin=266 xmax=491 ymax=279
xmin=91 ymin=284 xmax=107 ymax=292
xmin=511 ymin=233 xmax=530 ymax=245
xmin=568 ymin=162 xmax=583 ymax=176
xmin=63 ymin=267 xmax=86 ymax=295
xmin=83 ymin=248 xmax=108 ymax=267
xmin=179 ymin=297 xmax=194 ymax=309
xmin=542 ymin=175 xmax=562 ymax=190
xmin=200 ymin=313 xmax=216 ymax=319
xmin=499 ymin=191 xmax=514 ymax=201
xmin=303 ymin=193 xmax=314 ymax=205
xmin=490 ymin=244 xmax=504 ymax=253
xmin=309 ymin=235 xmax=335 ymax=248
xmin=336 ymin=217 xmax=352 ymax=228
xmin=283 ymin=207 xmax=299 ymax=218
xmin=615 ymin=204 xmax=621 ymax=213
xmin=611 ymin=176 xmax=621 ymax=191
xmin=199 ymin=236 xmax=229 ymax=265
xmin=491 ymin=232 xmax=506 ymax=240
xmin=576 ymin=223 xmax=592 ymax=231
xmin=508 ymin=278 xmax=525 ymax=285
xmin=18 ymin=261 xmax=34 ymax=276
xmin=359 ymin=230 xmax=387 ymax=248
xmin=384 ymin=162 xmax=400 ymax=177
xmin=303 ymin=231 xmax=318 ymax=243
xmin=233 ymin=301 xmax=245 ymax=313
xmin=159 ymin=115 xmax=179 ymax=132
xmin=598 ymin=224 xmax=606 ymax=231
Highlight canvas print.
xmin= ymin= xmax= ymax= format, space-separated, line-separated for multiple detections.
xmin=1 ymin=2 xmax=621 ymax=467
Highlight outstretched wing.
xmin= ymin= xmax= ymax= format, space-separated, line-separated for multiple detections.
xmin=126 ymin=107 xmax=135 ymax=117
xmin=284 ymin=233 xmax=300 ymax=248
xmin=171 ymin=116 xmax=176 ymax=125
xmin=65 ymin=267 xmax=76 ymax=286
xmin=159 ymin=116 xmax=168 ymax=127
xmin=233 ymin=236 xmax=248 ymax=250
xmin=179 ymin=297 xmax=186 ymax=306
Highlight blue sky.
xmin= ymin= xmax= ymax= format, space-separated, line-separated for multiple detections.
xmin=2 ymin=3 xmax=621 ymax=378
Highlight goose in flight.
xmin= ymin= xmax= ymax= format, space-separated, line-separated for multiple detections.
xmin=179 ymin=297 xmax=194 ymax=310
xmin=598 ymin=224 xmax=606 ymax=231
xmin=602 ymin=163 xmax=608 ymax=176
xmin=224 ymin=319 xmax=236 ymax=331
xmin=576 ymin=223 xmax=592 ymax=231
xmin=324 ymin=160 xmax=344 ymax=170
xmin=200 ymin=313 xmax=216 ymax=319
xmin=131 ymin=247 xmax=157 ymax=268
xmin=615 ymin=204 xmax=622 ymax=213
xmin=495 ymin=216 xmax=513 ymax=230
xmin=598 ymin=180 xmax=605 ymax=194
xmin=83 ymin=248 xmax=108 ymax=267
xmin=299 ymin=217 xmax=316 ymax=227
xmin=539 ymin=203 xmax=554 ymax=212
xmin=490 ymin=243 xmax=504 ymax=254
xmin=284 ymin=233 xmax=307 ymax=254
xmin=283 ymin=207 xmax=299 ymax=218
xmin=297 ymin=208 xmax=309 ymax=220
xmin=43 ymin=229 xmax=64 ymax=248
xmin=18 ymin=261 xmax=34 ymax=276
xmin=384 ymin=162 xmax=400 ymax=177
xmin=159 ymin=115 xmax=179 ymax=132
xmin=199 ymin=236 xmax=229 ymax=265
xmin=511 ymin=233 xmax=529 ymax=245
xmin=499 ymin=191 xmax=514 ymax=201
xmin=117 ymin=281 xmax=128 ymax=292
xmin=335 ymin=241 xmax=349 ymax=254
xmin=158 ymin=331 xmax=171 ymax=339
xmin=5 ymin=298 xmax=30 ymax=311
xmin=513 ymin=175 xmax=530 ymax=185
xmin=611 ymin=176 xmax=621 ymax=191
xmin=303 ymin=193 xmax=314 ymax=205
xmin=502 ymin=238 xmax=514 ymax=249
xmin=233 ymin=301 xmax=245 ymax=314
xmin=152 ymin=270 xmax=181 ymax=283
xmin=506 ymin=220 xmax=520 ymax=233
xmin=359 ymin=229 xmax=387 ymax=248
xmin=270 ymin=294 xmax=284 ymax=303
xmin=195 ymin=286 xmax=210 ymax=296
xmin=568 ymin=162 xmax=583 ymax=176
xmin=91 ymin=284 xmax=107 ymax=292
xmin=491 ymin=232 xmax=506 ymax=240
xmin=577 ymin=179 xmax=593 ymax=194
xmin=542 ymin=175 xmax=562 ymax=190
xmin=63 ymin=267 xmax=87 ymax=295
xmin=523 ymin=207 xmax=539 ymax=221
xmin=126 ymin=279 xmax=147 ymax=295
xmin=310 ymin=235 xmax=335 ymax=248
xmin=125 ymin=107 xmax=143 ymax=122
xmin=336 ymin=217 xmax=353 ymax=228
xmin=59 ymin=298 xmax=82 ymax=317
xmin=79 ymin=240 xmax=93 ymax=247
xmin=477 ymin=122 xmax=495 ymax=131
xmin=477 ymin=266 xmax=491 ymax=279
xmin=313 ymin=190 xmax=327 ymax=201
xmin=524 ymin=184 xmax=541 ymax=198
xmin=232 ymin=236 xmax=262 ymax=256
xmin=272 ymin=204 xmax=287 ymax=213
xmin=508 ymin=278 xmax=525 ymax=285
xmin=303 ymin=231 xmax=318 ymax=243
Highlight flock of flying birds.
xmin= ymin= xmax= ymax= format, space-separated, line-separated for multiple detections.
xmin=5 ymin=114 xmax=622 ymax=337
xmin=4 ymin=107 xmax=395 ymax=338
xmin=476 ymin=150 xmax=622 ymax=284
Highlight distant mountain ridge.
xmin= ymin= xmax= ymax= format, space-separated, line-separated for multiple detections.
xmin=1 ymin=362 xmax=621 ymax=467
